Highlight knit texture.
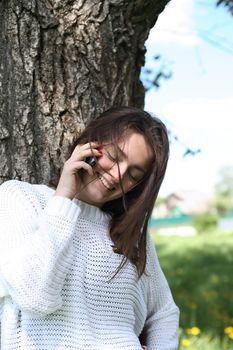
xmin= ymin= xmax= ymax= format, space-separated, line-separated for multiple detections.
xmin=0 ymin=180 xmax=179 ymax=350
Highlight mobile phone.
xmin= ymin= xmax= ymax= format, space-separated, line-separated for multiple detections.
xmin=85 ymin=156 xmax=97 ymax=167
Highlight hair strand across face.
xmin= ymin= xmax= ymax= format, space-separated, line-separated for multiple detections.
xmin=66 ymin=107 xmax=169 ymax=278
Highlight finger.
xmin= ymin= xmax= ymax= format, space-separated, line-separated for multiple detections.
xmin=142 ymin=346 xmax=148 ymax=350
xmin=72 ymin=141 xmax=101 ymax=154
xmin=76 ymin=161 xmax=94 ymax=176
xmin=70 ymin=142 xmax=101 ymax=158
xmin=64 ymin=160 xmax=94 ymax=176
xmin=70 ymin=148 xmax=101 ymax=162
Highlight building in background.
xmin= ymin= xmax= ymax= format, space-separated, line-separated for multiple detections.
xmin=150 ymin=190 xmax=212 ymax=235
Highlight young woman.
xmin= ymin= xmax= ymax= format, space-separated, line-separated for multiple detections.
xmin=0 ymin=107 xmax=179 ymax=349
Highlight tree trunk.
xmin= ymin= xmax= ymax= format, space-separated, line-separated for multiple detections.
xmin=0 ymin=0 xmax=169 ymax=184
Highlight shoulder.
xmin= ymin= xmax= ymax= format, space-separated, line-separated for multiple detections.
xmin=0 ymin=180 xmax=55 ymax=212
xmin=146 ymin=232 xmax=157 ymax=258
xmin=145 ymin=232 xmax=162 ymax=273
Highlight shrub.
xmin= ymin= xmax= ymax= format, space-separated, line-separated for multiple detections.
xmin=193 ymin=213 xmax=218 ymax=233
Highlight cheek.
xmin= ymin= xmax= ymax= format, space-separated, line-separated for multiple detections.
xmin=96 ymin=154 xmax=112 ymax=170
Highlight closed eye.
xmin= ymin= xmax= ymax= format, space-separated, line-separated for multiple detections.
xmin=128 ymin=172 xmax=143 ymax=182
xmin=128 ymin=173 xmax=138 ymax=182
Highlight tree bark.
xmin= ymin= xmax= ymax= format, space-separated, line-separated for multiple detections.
xmin=0 ymin=0 xmax=169 ymax=184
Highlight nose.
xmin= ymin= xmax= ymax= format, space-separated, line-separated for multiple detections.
xmin=108 ymin=162 xmax=127 ymax=183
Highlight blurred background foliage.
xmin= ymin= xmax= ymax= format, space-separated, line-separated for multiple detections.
xmin=145 ymin=1 xmax=233 ymax=349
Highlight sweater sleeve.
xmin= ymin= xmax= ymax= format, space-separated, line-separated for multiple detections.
xmin=0 ymin=180 xmax=80 ymax=317
xmin=143 ymin=233 xmax=180 ymax=350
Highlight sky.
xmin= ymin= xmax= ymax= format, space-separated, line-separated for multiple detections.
xmin=143 ymin=0 xmax=233 ymax=198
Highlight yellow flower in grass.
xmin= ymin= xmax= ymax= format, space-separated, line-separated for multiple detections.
xmin=224 ymin=326 xmax=233 ymax=334
xmin=224 ymin=326 xmax=233 ymax=340
xmin=186 ymin=327 xmax=201 ymax=336
xmin=181 ymin=338 xmax=191 ymax=347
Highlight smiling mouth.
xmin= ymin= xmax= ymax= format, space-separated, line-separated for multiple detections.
xmin=97 ymin=173 xmax=115 ymax=192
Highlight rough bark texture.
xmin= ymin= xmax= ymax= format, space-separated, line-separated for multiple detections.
xmin=0 ymin=0 xmax=169 ymax=184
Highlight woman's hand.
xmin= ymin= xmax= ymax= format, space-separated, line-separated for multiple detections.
xmin=141 ymin=346 xmax=148 ymax=350
xmin=55 ymin=142 xmax=101 ymax=199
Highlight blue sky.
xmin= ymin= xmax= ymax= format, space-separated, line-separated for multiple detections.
xmin=143 ymin=0 xmax=233 ymax=197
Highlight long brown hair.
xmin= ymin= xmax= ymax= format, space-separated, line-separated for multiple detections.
xmin=70 ymin=107 xmax=169 ymax=278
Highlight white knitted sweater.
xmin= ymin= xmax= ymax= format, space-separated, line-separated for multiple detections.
xmin=0 ymin=180 xmax=179 ymax=350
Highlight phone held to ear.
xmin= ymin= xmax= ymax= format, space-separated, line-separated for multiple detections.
xmin=85 ymin=156 xmax=97 ymax=167
xmin=85 ymin=147 xmax=103 ymax=167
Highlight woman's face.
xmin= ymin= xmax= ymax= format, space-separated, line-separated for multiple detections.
xmin=76 ymin=131 xmax=153 ymax=207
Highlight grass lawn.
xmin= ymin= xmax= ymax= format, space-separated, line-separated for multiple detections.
xmin=149 ymin=229 xmax=233 ymax=348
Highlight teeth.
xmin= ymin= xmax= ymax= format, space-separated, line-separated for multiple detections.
xmin=98 ymin=174 xmax=113 ymax=190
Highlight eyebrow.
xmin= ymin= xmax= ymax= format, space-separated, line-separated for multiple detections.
xmin=116 ymin=145 xmax=146 ymax=174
